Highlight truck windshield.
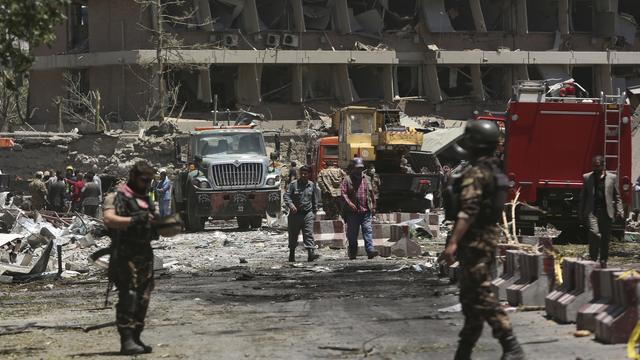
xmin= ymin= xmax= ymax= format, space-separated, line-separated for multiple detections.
xmin=349 ymin=113 xmax=374 ymax=134
xmin=198 ymin=133 xmax=266 ymax=156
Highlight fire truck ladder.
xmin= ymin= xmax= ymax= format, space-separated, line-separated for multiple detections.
xmin=601 ymin=91 xmax=626 ymax=174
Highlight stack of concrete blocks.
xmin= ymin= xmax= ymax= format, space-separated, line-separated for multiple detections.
xmin=545 ymin=259 xmax=598 ymax=323
xmin=594 ymin=273 xmax=640 ymax=344
xmin=506 ymin=252 xmax=553 ymax=306
xmin=577 ymin=268 xmax=622 ymax=332
xmin=491 ymin=250 xmax=524 ymax=301
xmin=297 ymin=213 xmax=347 ymax=249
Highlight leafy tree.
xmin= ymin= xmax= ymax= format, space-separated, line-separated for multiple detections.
xmin=0 ymin=0 xmax=69 ymax=88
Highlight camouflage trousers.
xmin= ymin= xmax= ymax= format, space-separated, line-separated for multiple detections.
xmin=458 ymin=234 xmax=513 ymax=344
xmin=322 ymin=193 xmax=341 ymax=220
xmin=114 ymin=252 xmax=154 ymax=329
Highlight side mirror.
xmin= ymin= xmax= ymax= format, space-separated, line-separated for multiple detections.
xmin=194 ymin=155 xmax=203 ymax=163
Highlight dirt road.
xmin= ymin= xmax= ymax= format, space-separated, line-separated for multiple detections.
xmin=0 ymin=226 xmax=628 ymax=359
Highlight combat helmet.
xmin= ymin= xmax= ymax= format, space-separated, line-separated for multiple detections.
xmin=459 ymin=120 xmax=500 ymax=154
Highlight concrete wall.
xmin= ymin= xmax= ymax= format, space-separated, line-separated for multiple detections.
xmin=28 ymin=70 xmax=66 ymax=126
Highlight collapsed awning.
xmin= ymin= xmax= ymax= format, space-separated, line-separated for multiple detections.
xmin=421 ymin=127 xmax=465 ymax=154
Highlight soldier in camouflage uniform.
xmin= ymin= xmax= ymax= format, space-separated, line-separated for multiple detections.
xmin=103 ymin=161 xmax=157 ymax=355
xmin=317 ymin=161 xmax=346 ymax=220
xmin=443 ymin=121 xmax=525 ymax=360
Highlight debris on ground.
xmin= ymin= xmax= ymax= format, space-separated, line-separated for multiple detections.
xmin=0 ymin=192 xmax=109 ymax=282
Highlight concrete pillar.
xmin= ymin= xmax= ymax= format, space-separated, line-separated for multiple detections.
xmin=240 ymin=0 xmax=260 ymax=34
xmin=291 ymin=64 xmax=303 ymax=103
xmin=469 ymin=0 xmax=487 ymax=32
xmin=514 ymin=0 xmax=528 ymax=35
xmin=382 ymin=65 xmax=395 ymax=102
xmin=595 ymin=64 xmax=613 ymax=95
xmin=197 ymin=67 xmax=212 ymax=103
xmin=236 ymin=64 xmax=261 ymax=105
xmin=332 ymin=64 xmax=353 ymax=104
xmin=422 ymin=64 xmax=442 ymax=103
xmin=290 ymin=0 xmax=306 ymax=32
xmin=333 ymin=0 xmax=351 ymax=34
xmin=470 ymin=65 xmax=485 ymax=101
xmin=193 ymin=0 xmax=213 ymax=31
xmin=558 ymin=0 xmax=570 ymax=35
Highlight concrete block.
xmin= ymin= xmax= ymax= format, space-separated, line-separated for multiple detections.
xmin=506 ymin=253 xmax=552 ymax=306
xmin=555 ymin=260 xmax=597 ymax=323
xmin=389 ymin=237 xmax=422 ymax=258
xmin=594 ymin=274 xmax=640 ymax=344
xmin=492 ymin=250 xmax=523 ymax=301
xmin=298 ymin=220 xmax=346 ymax=249
xmin=577 ymin=268 xmax=622 ymax=331
xmin=545 ymin=258 xmax=577 ymax=321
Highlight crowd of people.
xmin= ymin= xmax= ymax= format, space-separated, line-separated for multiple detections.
xmin=27 ymin=165 xmax=173 ymax=220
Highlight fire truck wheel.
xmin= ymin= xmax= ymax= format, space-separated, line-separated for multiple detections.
xmin=237 ymin=216 xmax=250 ymax=231
xmin=250 ymin=216 xmax=263 ymax=229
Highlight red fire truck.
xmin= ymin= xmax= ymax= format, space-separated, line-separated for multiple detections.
xmin=478 ymin=80 xmax=633 ymax=237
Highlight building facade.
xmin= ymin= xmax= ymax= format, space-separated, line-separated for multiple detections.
xmin=29 ymin=0 xmax=640 ymax=125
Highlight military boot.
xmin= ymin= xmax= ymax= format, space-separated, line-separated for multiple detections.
xmin=134 ymin=326 xmax=153 ymax=354
xmin=308 ymin=248 xmax=320 ymax=262
xmin=288 ymin=249 xmax=296 ymax=262
xmin=119 ymin=328 xmax=145 ymax=355
xmin=499 ymin=335 xmax=525 ymax=360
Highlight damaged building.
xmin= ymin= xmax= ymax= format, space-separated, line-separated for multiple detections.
xmin=29 ymin=0 xmax=640 ymax=125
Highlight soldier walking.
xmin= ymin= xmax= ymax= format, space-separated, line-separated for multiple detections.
xmin=102 ymin=161 xmax=158 ymax=355
xmin=317 ymin=161 xmax=346 ymax=220
xmin=283 ymin=165 xmax=320 ymax=262
xmin=442 ymin=121 xmax=525 ymax=360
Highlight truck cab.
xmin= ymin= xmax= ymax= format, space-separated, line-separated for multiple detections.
xmin=312 ymin=136 xmax=339 ymax=180
xmin=173 ymin=127 xmax=281 ymax=231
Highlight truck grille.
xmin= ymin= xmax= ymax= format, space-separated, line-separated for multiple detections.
xmin=211 ymin=163 xmax=263 ymax=187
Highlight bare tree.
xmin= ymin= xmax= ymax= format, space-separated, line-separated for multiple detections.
xmin=58 ymin=71 xmax=107 ymax=132
xmin=0 ymin=73 xmax=29 ymax=132
xmin=134 ymin=0 xmax=212 ymax=122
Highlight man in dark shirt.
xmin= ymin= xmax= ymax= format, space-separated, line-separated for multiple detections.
xmin=48 ymin=172 xmax=67 ymax=212
xmin=283 ymin=165 xmax=320 ymax=262
xmin=580 ymin=155 xmax=623 ymax=268
xmin=81 ymin=172 xmax=102 ymax=217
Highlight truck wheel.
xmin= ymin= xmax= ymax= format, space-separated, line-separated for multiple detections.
xmin=237 ymin=216 xmax=250 ymax=231
xmin=185 ymin=208 xmax=205 ymax=232
xmin=251 ymin=216 xmax=262 ymax=229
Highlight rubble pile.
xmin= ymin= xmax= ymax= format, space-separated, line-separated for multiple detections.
xmin=65 ymin=132 xmax=179 ymax=178
xmin=0 ymin=193 xmax=109 ymax=283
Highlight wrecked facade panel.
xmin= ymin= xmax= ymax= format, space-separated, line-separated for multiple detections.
xmin=26 ymin=0 xmax=640 ymax=124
